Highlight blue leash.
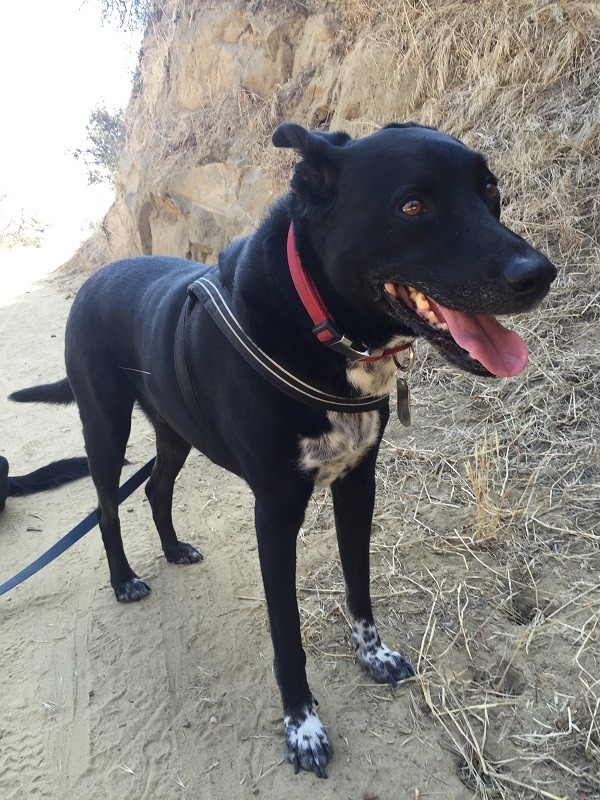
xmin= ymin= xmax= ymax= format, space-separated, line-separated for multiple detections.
xmin=0 ymin=457 xmax=156 ymax=597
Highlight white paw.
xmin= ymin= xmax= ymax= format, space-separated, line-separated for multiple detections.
xmin=352 ymin=619 xmax=414 ymax=684
xmin=284 ymin=705 xmax=332 ymax=778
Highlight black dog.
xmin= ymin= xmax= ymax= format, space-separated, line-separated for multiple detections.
xmin=11 ymin=123 xmax=555 ymax=777
xmin=0 ymin=454 xmax=89 ymax=512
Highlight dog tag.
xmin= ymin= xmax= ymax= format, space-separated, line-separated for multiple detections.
xmin=393 ymin=344 xmax=414 ymax=427
xmin=396 ymin=376 xmax=411 ymax=427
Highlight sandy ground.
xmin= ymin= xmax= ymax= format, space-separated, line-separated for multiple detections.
xmin=0 ymin=276 xmax=597 ymax=800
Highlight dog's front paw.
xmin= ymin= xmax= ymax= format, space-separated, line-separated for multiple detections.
xmin=352 ymin=620 xmax=414 ymax=685
xmin=163 ymin=541 xmax=203 ymax=564
xmin=284 ymin=705 xmax=332 ymax=779
xmin=114 ymin=575 xmax=151 ymax=602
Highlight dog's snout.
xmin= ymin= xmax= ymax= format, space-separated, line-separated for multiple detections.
xmin=502 ymin=255 xmax=557 ymax=297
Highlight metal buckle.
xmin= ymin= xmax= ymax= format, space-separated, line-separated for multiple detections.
xmin=312 ymin=321 xmax=371 ymax=361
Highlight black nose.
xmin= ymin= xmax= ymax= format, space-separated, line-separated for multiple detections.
xmin=503 ymin=255 xmax=557 ymax=296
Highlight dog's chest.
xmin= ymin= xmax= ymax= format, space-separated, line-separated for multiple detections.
xmin=297 ymin=345 xmax=407 ymax=487
xmin=345 ymin=358 xmax=397 ymax=397
xmin=298 ymin=410 xmax=380 ymax=487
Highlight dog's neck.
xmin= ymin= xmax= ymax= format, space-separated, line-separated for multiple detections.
xmin=287 ymin=223 xmax=411 ymax=364
xmin=222 ymin=198 xmax=413 ymax=399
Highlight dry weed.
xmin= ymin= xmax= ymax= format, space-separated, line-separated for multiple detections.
xmin=464 ymin=426 xmax=505 ymax=543
xmin=290 ymin=6 xmax=599 ymax=797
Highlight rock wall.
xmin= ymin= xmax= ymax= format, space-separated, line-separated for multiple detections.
xmin=64 ymin=0 xmax=599 ymax=277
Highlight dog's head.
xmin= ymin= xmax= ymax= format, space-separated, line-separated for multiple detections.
xmin=273 ymin=122 xmax=556 ymax=378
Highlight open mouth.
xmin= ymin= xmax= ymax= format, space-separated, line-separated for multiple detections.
xmin=383 ymin=282 xmax=529 ymax=378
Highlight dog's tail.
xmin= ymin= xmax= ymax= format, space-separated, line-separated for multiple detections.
xmin=9 ymin=378 xmax=74 ymax=405
xmin=8 ymin=457 xmax=90 ymax=497
xmin=0 ymin=455 xmax=89 ymax=510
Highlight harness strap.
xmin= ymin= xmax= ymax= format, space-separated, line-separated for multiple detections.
xmin=174 ymin=293 xmax=239 ymax=471
xmin=187 ymin=275 xmax=389 ymax=413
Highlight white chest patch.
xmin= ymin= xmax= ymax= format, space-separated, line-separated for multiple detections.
xmin=345 ymin=335 xmax=413 ymax=398
xmin=298 ymin=410 xmax=380 ymax=487
xmin=345 ymin=358 xmax=397 ymax=397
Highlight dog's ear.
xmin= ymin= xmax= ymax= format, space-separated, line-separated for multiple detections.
xmin=383 ymin=121 xmax=421 ymax=130
xmin=272 ymin=122 xmax=351 ymax=151
xmin=272 ymin=122 xmax=350 ymax=214
xmin=383 ymin=121 xmax=437 ymax=132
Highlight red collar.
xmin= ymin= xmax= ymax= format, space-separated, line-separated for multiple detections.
xmin=286 ymin=224 xmax=411 ymax=362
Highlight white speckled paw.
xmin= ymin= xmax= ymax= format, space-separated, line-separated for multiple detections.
xmin=352 ymin=619 xmax=414 ymax=684
xmin=284 ymin=704 xmax=333 ymax=778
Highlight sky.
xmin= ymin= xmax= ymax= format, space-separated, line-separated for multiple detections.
xmin=0 ymin=0 xmax=140 ymax=304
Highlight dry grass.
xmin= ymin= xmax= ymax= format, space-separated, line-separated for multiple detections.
xmin=464 ymin=427 xmax=505 ymax=543
xmin=289 ymin=4 xmax=599 ymax=796
xmin=296 ymin=307 xmax=599 ymax=797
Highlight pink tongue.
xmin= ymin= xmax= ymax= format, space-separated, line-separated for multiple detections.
xmin=432 ymin=301 xmax=528 ymax=377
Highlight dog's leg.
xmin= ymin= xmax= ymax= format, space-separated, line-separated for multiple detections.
xmin=254 ymin=486 xmax=333 ymax=778
xmin=74 ymin=379 xmax=148 ymax=603
xmin=331 ymin=447 xmax=414 ymax=684
xmin=0 ymin=455 xmax=9 ymax=511
xmin=145 ymin=417 xmax=202 ymax=565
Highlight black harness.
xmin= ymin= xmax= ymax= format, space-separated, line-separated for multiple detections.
xmin=174 ymin=269 xmax=389 ymax=440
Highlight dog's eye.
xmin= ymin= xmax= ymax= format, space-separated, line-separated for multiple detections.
xmin=485 ymin=178 xmax=498 ymax=199
xmin=401 ymin=198 xmax=426 ymax=217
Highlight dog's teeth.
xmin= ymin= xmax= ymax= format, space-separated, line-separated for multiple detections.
xmin=400 ymin=285 xmax=448 ymax=332
xmin=405 ymin=286 xmax=450 ymax=332
xmin=415 ymin=294 xmax=430 ymax=312
xmin=407 ymin=286 xmax=430 ymax=310
xmin=384 ymin=282 xmax=398 ymax=298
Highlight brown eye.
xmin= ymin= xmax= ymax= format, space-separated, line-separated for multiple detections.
xmin=402 ymin=198 xmax=424 ymax=216
xmin=486 ymin=179 xmax=498 ymax=199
